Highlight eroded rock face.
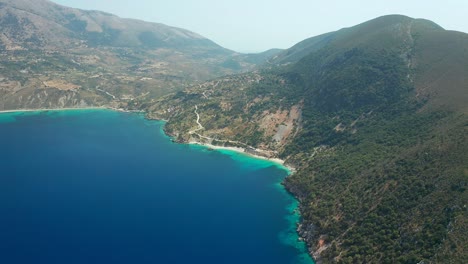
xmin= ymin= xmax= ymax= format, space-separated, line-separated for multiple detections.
xmin=259 ymin=104 xmax=302 ymax=146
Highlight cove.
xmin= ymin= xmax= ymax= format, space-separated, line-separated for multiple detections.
xmin=0 ymin=109 xmax=314 ymax=264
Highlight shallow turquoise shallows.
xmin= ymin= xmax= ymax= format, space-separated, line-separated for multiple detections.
xmin=0 ymin=109 xmax=313 ymax=264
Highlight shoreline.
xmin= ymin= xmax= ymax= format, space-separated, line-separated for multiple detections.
xmin=188 ymin=141 xmax=295 ymax=173
xmin=0 ymin=107 xmax=144 ymax=114
xmin=0 ymin=107 xmax=296 ymax=175
xmin=0 ymin=107 xmax=106 ymax=114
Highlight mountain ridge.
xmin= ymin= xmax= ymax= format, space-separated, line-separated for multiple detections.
xmin=0 ymin=0 xmax=228 ymax=51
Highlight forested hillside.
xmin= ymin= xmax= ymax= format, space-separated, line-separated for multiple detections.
xmin=145 ymin=15 xmax=467 ymax=263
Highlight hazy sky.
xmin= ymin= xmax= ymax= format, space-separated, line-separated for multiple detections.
xmin=52 ymin=0 xmax=468 ymax=52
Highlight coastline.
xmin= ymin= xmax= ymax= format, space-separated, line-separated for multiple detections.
xmin=0 ymin=107 xmax=290 ymax=172
xmin=0 ymin=107 xmax=105 ymax=113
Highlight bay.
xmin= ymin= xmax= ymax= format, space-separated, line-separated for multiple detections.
xmin=0 ymin=109 xmax=313 ymax=264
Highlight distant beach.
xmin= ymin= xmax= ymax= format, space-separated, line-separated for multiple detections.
xmin=0 ymin=107 xmax=105 ymax=113
xmin=188 ymin=141 xmax=295 ymax=173
xmin=0 ymin=107 xmax=144 ymax=114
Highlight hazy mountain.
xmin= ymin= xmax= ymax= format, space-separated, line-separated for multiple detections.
xmin=146 ymin=15 xmax=467 ymax=263
xmin=0 ymin=0 xmax=227 ymax=51
xmin=0 ymin=0 xmax=270 ymax=110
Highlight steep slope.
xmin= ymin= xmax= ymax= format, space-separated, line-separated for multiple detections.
xmin=0 ymin=0 xmax=267 ymax=110
xmin=412 ymin=28 xmax=468 ymax=113
xmin=145 ymin=15 xmax=468 ymax=263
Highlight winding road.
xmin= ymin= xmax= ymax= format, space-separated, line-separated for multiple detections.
xmin=188 ymin=105 xmax=276 ymax=157
xmin=189 ymin=105 xmax=204 ymax=134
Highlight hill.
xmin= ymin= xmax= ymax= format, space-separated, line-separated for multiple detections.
xmin=0 ymin=0 xmax=272 ymax=110
xmin=145 ymin=15 xmax=468 ymax=263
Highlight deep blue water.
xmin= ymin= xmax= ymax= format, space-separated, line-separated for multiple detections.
xmin=0 ymin=110 xmax=313 ymax=264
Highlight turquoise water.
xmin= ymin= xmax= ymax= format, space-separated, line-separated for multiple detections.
xmin=0 ymin=109 xmax=313 ymax=264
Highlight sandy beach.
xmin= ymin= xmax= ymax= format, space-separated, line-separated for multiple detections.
xmin=188 ymin=141 xmax=295 ymax=173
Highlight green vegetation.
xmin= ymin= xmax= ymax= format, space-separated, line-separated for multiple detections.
xmin=285 ymin=108 xmax=466 ymax=263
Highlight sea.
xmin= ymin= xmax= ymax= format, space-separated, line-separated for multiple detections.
xmin=0 ymin=109 xmax=314 ymax=264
